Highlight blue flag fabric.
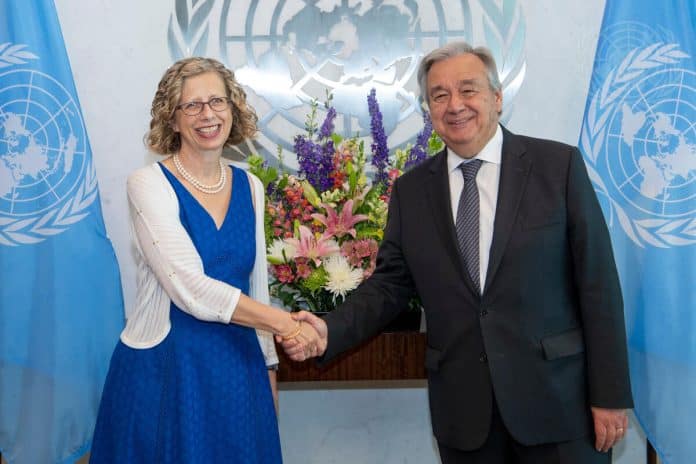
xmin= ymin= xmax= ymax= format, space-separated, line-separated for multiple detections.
xmin=579 ymin=1 xmax=696 ymax=463
xmin=0 ymin=1 xmax=124 ymax=462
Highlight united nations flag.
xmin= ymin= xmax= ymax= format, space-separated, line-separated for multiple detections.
xmin=0 ymin=0 xmax=123 ymax=462
xmin=579 ymin=1 xmax=695 ymax=462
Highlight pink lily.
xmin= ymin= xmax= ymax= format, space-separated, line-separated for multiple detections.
xmin=286 ymin=225 xmax=340 ymax=266
xmin=312 ymin=199 xmax=369 ymax=239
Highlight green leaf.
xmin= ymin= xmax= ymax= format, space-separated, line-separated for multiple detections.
xmin=301 ymin=180 xmax=321 ymax=207
xmin=246 ymin=154 xmax=278 ymax=189
xmin=356 ymin=227 xmax=383 ymax=240
xmin=302 ymin=267 xmax=328 ymax=292
xmin=246 ymin=154 xmax=264 ymax=175
xmin=305 ymin=100 xmax=319 ymax=136
xmin=348 ymin=168 xmax=358 ymax=193
xmin=428 ymin=132 xmax=445 ymax=154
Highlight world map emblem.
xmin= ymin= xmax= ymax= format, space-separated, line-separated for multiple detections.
xmin=168 ymin=0 xmax=526 ymax=168
xmin=0 ymin=47 xmax=98 ymax=246
xmin=581 ymin=41 xmax=696 ymax=248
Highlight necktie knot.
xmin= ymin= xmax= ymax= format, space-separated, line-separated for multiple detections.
xmin=459 ymin=159 xmax=482 ymax=181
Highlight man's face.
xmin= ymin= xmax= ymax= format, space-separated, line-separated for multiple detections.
xmin=426 ymin=53 xmax=502 ymax=159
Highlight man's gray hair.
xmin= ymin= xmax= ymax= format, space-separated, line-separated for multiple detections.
xmin=417 ymin=41 xmax=502 ymax=104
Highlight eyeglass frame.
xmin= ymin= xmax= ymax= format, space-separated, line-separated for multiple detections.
xmin=175 ymin=97 xmax=233 ymax=116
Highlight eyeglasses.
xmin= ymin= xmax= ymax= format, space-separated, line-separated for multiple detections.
xmin=175 ymin=97 xmax=232 ymax=116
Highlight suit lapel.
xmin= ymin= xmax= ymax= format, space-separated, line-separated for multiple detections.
xmin=484 ymin=127 xmax=531 ymax=293
xmin=424 ymin=149 xmax=478 ymax=293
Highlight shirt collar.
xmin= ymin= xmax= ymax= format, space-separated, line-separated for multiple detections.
xmin=447 ymin=124 xmax=503 ymax=173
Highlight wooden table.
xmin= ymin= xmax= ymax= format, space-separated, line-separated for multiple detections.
xmin=277 ymin=331 xmax=427 ymax=382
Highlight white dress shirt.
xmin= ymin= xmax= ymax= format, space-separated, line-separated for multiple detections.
xmin=120 ymin=162 xmax=278 ymax=367
xmin=447 ymin=125 xmax=503 ymax=292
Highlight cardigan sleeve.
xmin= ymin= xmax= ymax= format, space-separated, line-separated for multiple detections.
xmin=247 ymin=172 xmax=279 ymax=367
xmin=127 ymin=164 xmax=240 ymax=324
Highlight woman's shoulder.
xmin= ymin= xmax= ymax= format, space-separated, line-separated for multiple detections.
xmin=126 ymin=161 xmax=172 ymax=199
xmin=128 ymin=161 xmax=164 ymax=181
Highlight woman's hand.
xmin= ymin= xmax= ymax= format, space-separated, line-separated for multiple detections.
xmin=276 ymin=311 xmax=328 ymax=361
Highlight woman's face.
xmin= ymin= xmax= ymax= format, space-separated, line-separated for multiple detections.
xmin=171 ymin=71 xmax=233 ymax=156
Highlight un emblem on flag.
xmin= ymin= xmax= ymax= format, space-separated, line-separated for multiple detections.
xmin=0 ymin=56 xmax=98 ymax=246
xmin=581 ymin=43 xmax=696 ymax=248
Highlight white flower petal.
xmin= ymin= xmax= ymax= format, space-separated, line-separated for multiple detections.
xmin=268 ymin=238 xmax=297 ymax=262
xmin=323 ymin=255 xmax=363 ymax=298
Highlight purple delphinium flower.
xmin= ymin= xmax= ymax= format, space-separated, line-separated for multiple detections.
xmin=405 ymin=110 xmax=433 ymax=169
xmin=367 ymin=89 xmax=389 ymax=184
xmin=321 ymin=139 xmax=335 ymax=188
xmin=319 ymin=107 xmax=337 ymax=140
xmin=295 ymin=135 xmax=334 ymax=192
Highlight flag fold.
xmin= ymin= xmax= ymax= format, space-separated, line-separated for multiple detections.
xmin=579 ymin=2 xmax=696 ymax=463
xmin=0 ymin=0 xmax=124 ymax=462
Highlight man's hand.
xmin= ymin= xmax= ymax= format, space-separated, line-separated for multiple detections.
xmin=276 ymin=311 xmax=328 ymax=361
xmin=591 ymin=407 xmax=628 ymax=452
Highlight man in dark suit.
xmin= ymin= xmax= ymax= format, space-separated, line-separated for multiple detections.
xmin=282 ymin=41 xmax=633 ymax=464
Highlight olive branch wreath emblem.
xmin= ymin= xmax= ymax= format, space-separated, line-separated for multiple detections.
xmin=0 ymin=43 xmax=38 ymax=68
xmin=168 ymin=0 xmax=525 ymax=91
xmin=479 ymin=0 xmax=526 ymax=115
xmin=167 ymin=0 xmax=526 ymax=157
xmin=168 ymin=0 xmax=216 ymax=59
xmin=580 ymin=43 xmax=695 ymax=248
xmin=0 ymin=45 xmax=99 ymax=246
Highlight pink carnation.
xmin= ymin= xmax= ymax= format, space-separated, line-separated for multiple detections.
xmin=295 ymin=258 xmax=312 ymax=279
xmin=274 ymin=264 xmax=294 ymax=283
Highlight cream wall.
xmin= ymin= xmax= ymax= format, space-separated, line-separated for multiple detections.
xmin=52 ymin=1 xmax=646 ymax=462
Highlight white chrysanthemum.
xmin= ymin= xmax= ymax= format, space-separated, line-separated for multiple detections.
xmin=323 ymin=255 xmax=363 ymax=298
xmin=267 ymin=238 xmax=297 ymax=264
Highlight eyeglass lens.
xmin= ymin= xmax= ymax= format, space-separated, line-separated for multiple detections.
xmin=179 ymin=98 xmax=230 ymax=115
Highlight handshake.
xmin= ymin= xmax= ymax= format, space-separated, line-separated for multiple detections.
xmin=275 ymin=311 xmax=328 ymax=361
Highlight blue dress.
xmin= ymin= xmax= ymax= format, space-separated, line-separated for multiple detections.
xmin=90 ymin=164 xmax=282 ymax=463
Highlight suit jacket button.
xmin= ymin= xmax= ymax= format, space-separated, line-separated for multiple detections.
xmin=480 ymin=309 xmax=488 ymax=317
xmin=479 ymin=353 xmax=488 ymax=363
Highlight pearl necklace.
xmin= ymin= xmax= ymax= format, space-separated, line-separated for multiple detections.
xmin=172 ymin=154 xmax=227 ymax=194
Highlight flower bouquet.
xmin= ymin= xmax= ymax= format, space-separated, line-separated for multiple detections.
xmin=248 ymin=90 xmax=443 ymax=313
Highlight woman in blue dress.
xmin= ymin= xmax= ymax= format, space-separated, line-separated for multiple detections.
xmin=90 ymin=57 xmax=321 ymax=463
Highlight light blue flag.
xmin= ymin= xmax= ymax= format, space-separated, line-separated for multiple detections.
xmin=0 ymin=0 xmax=124 ymax=462
xmin=579 ymin=1 xmax=696 ymax=463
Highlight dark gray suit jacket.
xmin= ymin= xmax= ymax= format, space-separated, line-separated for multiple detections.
xmin=321 ymin=126 xmax=633 ymax=450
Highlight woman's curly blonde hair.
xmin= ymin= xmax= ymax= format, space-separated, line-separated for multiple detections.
xmin=146 ymin=57 xmax=258 ymax=155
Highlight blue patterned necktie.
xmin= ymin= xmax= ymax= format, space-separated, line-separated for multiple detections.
xmin=455 ymin=159 xmax=483 ymax=294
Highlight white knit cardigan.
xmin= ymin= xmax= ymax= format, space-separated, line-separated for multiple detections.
xmin=119 ymin=162 xmax=278 ymax=367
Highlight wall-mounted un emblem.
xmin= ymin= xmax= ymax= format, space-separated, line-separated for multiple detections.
xmin=168 ymin=0 xmax=526 ymax=167
xmin=581 ymin=42 xmax=695 ymax=248
xmin=0 ymin=62 xmax=97 ymax=246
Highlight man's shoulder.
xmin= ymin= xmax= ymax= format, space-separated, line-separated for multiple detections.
xmin=505 ymin=128 xmax=577 ymax=158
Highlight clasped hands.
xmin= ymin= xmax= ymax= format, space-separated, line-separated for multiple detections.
xmin=276 ymin=311 xmax=328 ymax=361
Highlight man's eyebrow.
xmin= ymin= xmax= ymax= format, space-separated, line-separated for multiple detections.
xmin=429 ymin=84 xmax=448 ymax=94
xmin=430 ymin=79 xmax=480 ymax=91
